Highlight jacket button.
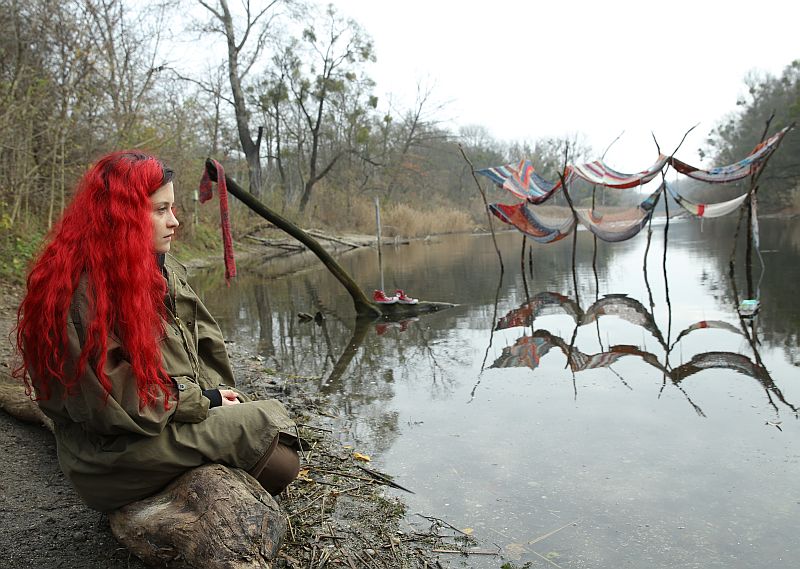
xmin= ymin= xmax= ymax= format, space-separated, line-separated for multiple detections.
xmin=177 ymin=383 xmax=186 ymax=391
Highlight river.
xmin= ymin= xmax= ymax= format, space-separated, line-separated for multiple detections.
xmin=193 ymin=215 xmax=800 ymax=568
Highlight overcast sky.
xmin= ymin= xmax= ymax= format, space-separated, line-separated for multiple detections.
xmin=330 ymin=0 xmax=797 ymax=170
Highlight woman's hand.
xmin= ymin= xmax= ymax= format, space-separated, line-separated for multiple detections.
xmin=219 ymin=389 xmax=240 ymax=406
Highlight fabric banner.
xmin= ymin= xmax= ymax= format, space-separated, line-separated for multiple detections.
xmin=668 ymin=126 xmax=791 ymax=183
xmin=569 ymin=155 xmax=669 ymax=188
xmin=573 ymin=185 xmax=662 ymax=242
xmin=477 ymin=159 xmax=562 ymax=204
xmin=488 ymin=202 xmax=576 ymax=243
xmin=665 ymin=182 xmax=748 ymax=218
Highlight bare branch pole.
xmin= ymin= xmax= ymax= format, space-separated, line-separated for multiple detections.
xmin=654 ymin=124 xmax=697 ymax=350
xmin=592 ymin=130 xmax=625 ymax=299
xmin=204 ymin=160 xmax=455 ymax=319
xmin=457 ymin=144 xmax=504 ymax=272
xmin=205 ymin=159 xmax=380 ymax=317
xmin=556 ymin=143 xmax=580 ymax=307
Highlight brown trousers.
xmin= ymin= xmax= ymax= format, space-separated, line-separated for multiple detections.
xmin=249 ymin=434 xmax=301 ymax=495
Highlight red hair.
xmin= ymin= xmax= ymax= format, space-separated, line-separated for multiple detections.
xmin=15 ymin=150 xmax=173 ymax=407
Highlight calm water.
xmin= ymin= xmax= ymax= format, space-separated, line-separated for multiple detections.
xmin=193 ymin=216 xmax=800 ymax=568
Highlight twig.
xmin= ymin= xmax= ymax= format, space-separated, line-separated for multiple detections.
xmin=355 ymin=464 xmax=415 ymax=493
xmin=457 ymin=144 xmax=504 ymax=271
xmin=415 ymin=513 xmax=469 ymax=536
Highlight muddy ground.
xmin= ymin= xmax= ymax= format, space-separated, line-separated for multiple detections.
xmin=0 ymin=249 xmax=485 ymax=569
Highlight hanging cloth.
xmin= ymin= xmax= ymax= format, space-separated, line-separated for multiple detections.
xmin=665 ymin=182 xmax=748 ymax=218
xmin=477 ymin=159 xmax=563 ymax=203
xmin=668 ymin=126 xmax=791 ymax=183
xmin=488 ymin=202 xmax=576 ymax=243
xmin=198 ymin=159 xmax=237 ymax=283
xmin=573 ymin=184 xmax=663 ymax=242
xmin=569 ymin=154 xmax=669 ymax=188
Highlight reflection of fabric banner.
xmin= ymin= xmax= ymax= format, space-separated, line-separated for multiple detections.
xmin=569 ymin=344 xmax=667 ymax=374
xmin=489 ymin=202 xmax=576 ymax=243
xmin=666 ymin=182 xmax=748 ymax=218
xmin=573 ymin=185 xmax=662 ymax=242
xmin=477 ymin=160 xmax=562 ymax=204
xmin=496 ymin=292 xmax=581 ymax=330
xmin=490 ymin=333 xmax=559 ymax=369
xmin=670 ymin=351 xmax=771 ymax=382
xmin=583 ymin=294 xmax=666 ymax=348
xmin=672 ymin=320 xmax=744 ymax=345
xmin=569 ymin=155 xmax=668 ymax=188
xmin=669 ymin=126 xmax=790 ymax=183
xmin=751 ymin=191 xmax=760 ymax=250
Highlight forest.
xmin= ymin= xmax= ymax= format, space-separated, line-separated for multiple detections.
xmin=1 ymin=0 xmax=798 ymax=279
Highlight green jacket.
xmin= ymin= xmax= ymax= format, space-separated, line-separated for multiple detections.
xmin=36 ymin=255 xmax=295 ymax=512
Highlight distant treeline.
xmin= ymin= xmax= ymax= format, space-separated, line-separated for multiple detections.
xmin=1 ymin=0 xmax=797 ymax=258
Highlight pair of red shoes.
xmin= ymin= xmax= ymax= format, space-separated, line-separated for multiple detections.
xmin=373 ymin=289 xmax=419 ymax=305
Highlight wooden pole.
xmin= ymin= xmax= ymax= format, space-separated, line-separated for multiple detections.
xmin=375 ymin=197 xmax=384 ymax=293
xmin=457 ymin=144 xmax=504 ymax=272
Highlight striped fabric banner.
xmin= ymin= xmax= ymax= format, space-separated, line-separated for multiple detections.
xmin=488 ymin=202 xmax=576 ymax=243
xmin=665 ymin=183 xmax=748 ymax=218
xmin=573 ymin=185 xmax=663 ymax=242
xmin=477 ymin=159 xmax=562 ymax=203
xmin=569 ymin=155 xmax=669 ymax=188
xmin=669 ymin=126 xmax=791 ymax=183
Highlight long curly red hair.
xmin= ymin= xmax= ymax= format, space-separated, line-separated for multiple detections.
xmin=15 ymin=150 xmax=173 ymax=407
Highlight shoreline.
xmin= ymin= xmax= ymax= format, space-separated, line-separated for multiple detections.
xmin=0 ymin=241 xmax=458 ymax=568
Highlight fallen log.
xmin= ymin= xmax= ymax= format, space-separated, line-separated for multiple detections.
xmin=0 ymin=374 xmax=53 ymax=433
xmin=0 ymin=376 xmax=286 ymax=569
xmin=109 ymin=464 xmax=286 ymax=569
xmin=205 ymin=159 xmax=456 ymax=321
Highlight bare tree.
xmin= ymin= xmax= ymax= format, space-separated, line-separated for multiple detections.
xmin=275 ymin=4 xmax=375 ymax=213
xmin=196 ymin=0 xmax=285 ymax=198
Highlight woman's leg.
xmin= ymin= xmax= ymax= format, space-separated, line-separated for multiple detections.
xmin=255 ymin=443 xmax=300 ymax=495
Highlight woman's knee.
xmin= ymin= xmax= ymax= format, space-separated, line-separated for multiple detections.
xmin=256 ymin=443 xmax=300 ymax=495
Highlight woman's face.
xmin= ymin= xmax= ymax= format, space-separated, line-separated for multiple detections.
xmin=150 ymin=182 xmax=179 ymax=253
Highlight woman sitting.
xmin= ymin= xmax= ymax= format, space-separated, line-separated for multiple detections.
xmin=15 ymin=150 xmax=300 ymax=512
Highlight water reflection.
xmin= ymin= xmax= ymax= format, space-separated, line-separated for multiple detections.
xmin=191 ymin=217 xmax=800 ymax=569
xmin=489 ymin=290 xmax=797 ymax=419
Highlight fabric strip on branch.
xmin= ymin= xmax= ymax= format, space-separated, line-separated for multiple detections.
xmin=665 ymin=182 xmax=748 ymax=218
xmin=573 ymin=185 xmax=662 ymax=242
xmin=668 ymin=126 xmax=791 ymax=183
xmin=476 ymin=159 xmax=563 ymax=203
xmin=488 ymin=202 xmax=576 ymax=243
xmin=569 ymin=154 xmax=669 ymax=188
xmin=198 ymin=159 xmax=237 ymax=282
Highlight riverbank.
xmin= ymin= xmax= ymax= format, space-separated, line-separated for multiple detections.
xmin=0 ymin=237 xmax=467 ymax=568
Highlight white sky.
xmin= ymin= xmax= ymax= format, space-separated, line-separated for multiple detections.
xmin=330 ymin=0 xmax=798 ymax=169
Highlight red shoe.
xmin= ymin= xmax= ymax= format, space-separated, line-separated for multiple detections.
xmin=394 ymin=289 xmax=418 ymax=304
xmin=373 ymin=289 xmax=398 ymax=304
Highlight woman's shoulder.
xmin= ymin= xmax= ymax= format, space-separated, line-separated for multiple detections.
xmin=164 ymin=253 xmax=189 ymax=280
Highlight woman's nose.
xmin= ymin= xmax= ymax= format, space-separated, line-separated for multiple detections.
xmin=168 ymin=209 xmax=180 ymax=227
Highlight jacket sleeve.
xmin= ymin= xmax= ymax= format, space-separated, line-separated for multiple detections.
xmin=58 ymin=305 xmax=210 ymax=438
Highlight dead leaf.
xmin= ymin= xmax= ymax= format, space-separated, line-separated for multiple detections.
xmin=353 ymin=452 xmax=371 ymax=462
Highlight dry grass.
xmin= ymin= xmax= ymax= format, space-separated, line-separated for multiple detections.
xmin=307 ymin=191 xmax=479 ymax=238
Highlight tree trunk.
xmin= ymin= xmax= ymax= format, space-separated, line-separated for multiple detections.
xmin=109 ymin=464 xmax=286 ymax=569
